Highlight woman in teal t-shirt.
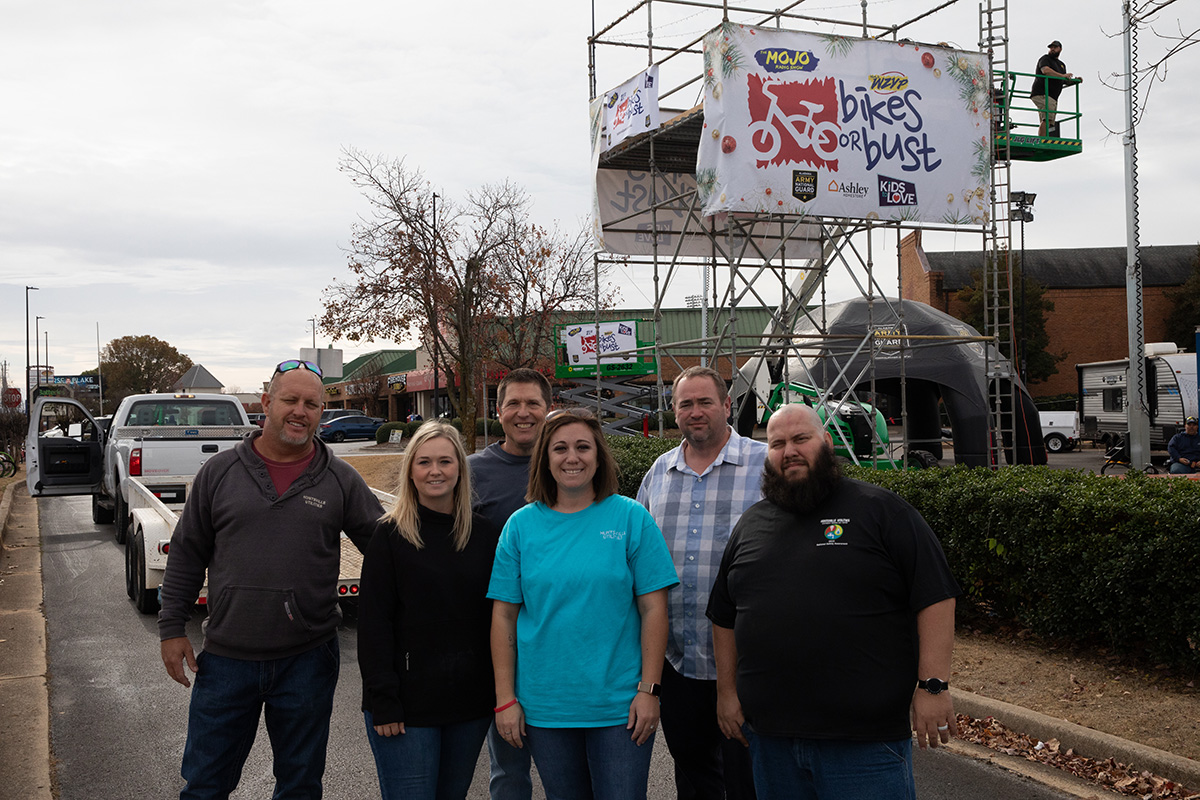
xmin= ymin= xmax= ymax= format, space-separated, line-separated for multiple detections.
xmin=488 ymin=409 xmax=679 ymax=800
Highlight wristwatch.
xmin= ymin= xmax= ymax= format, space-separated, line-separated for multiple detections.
xmin=637 ymin=681 xmax=662 ymax=697
xmin=918 ymin=678 xmax=949 ymax=695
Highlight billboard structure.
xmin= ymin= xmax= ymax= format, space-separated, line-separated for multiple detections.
xmin=555 ymin=319 xmax=657 ymax=380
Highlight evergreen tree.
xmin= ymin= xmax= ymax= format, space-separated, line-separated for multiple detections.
xmin=955 ymin=256 xmax=1064 ymax=386
xmin=1164 ymin=245 xmax=1200 ymax=351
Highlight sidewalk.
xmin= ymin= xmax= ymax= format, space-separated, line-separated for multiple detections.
xmin=0 ymin=481 xmax=53 ymax=800
xmin=1 ymin=481 xmax=1197 ymax=799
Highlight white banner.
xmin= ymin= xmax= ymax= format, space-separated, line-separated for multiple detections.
xmin=598 ymin=66 xmax=660 ymax=154
xmin=594 ymin=168 xmax=822 ymax=258
xmin=560 ymin=320 xmax=640 ymax=368
xmin=697 ymin=24 xmax=991 ymax=224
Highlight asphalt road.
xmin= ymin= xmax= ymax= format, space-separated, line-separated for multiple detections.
xmin=39 ymin=494 xmax=1075 ymax=799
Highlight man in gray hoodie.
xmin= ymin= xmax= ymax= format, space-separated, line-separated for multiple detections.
xmin=159 ymin=360 xmax=382 ymax=800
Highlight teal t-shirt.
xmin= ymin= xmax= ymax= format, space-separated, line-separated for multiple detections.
xmin=487 ymin=494 xmax=680 ymax=727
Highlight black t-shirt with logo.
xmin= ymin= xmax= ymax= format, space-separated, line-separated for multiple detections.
xmin=1031 ymin=54 xmax=1069 ymax=99
xmin=707 ymin=478 xmax=959 ymax=741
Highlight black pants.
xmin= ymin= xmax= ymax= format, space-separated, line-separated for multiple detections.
xmin=660 ymin=659 xmax=757 ymax=800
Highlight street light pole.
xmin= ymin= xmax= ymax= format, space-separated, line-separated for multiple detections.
xmin=309 ymin=318 xmax=317 ymax=349
xmin=25 ymin=285 xmax=38 ymax=412
xmin=1011 ymin=191 xmax=1036 ymax=383
xmin=34 ymin=315 xmax=44 ymax=402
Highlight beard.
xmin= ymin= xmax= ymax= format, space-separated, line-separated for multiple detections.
xmin=760 ymin=442 xmax=842 ymax=516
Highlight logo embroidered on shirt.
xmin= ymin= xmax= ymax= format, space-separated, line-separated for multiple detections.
xmin=303 ymin=496 xmax=327 ymax=509
xmin=817 ymin=518 xmax=850 ymax=547
xmin=600 ymin=529 xmax=626 ymax=540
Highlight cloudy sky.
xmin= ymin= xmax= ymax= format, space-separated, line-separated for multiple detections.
xmin=2 ymin=0 xmax=1196 ymax=396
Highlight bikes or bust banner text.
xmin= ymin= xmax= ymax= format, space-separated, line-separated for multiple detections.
xmin=697 ymin=24 xmax=991 ymax=225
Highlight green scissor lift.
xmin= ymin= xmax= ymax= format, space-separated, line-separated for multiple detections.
xmin=761 ymin=381 xmax=939 ymax=470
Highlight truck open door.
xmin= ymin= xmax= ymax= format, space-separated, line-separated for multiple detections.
xmin=26 ymin=397 xmax=105 ymax=498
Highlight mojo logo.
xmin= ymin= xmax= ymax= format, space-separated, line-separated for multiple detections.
xmin=827 ymin=179 xmax=869 ymax=199
xmin=868 ymin=72 xmax=909 ymax=94
xmin=754 ymin=48 xmax=820 ymax=73
xmin=878 ymin=175 xmax=917 ymax=207
xmin=792 ymin=170 xmax=818 ymax=202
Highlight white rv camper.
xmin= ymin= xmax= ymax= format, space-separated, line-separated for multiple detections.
xmin=1077 ymin=343 xmax=1198 ymax=449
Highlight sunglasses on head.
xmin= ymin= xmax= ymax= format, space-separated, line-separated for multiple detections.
xmin=545 ymin=407 xmax=596 ymax=421
xmin=274 ymin=359 xmax=323 ymax=378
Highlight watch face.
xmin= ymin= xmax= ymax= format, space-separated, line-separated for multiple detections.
xmin=922 ymin=678 xmax=947 ymax=694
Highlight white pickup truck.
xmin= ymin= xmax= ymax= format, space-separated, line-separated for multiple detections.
xmin=27 ymin=393 xmax=256 ymax=545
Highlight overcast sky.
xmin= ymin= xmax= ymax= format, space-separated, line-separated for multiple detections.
xmin=2 ymin=0 xmax=1196 ymax=396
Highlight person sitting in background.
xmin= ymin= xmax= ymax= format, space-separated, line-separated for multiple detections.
xmin=358 ymin=420 xmax=501 ymax=799
xmin=1167 ymin=416 xmax=1200 ymax=474
xmin=488 ymin=409 xmax=679 ymax=800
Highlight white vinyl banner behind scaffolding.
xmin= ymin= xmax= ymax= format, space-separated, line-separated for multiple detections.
xmin=697 ymin=24 xmax=991 ymax=224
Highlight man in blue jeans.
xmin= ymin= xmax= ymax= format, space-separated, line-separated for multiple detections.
xmin=469 ymin=367 xmax=552 ymax=800
xmin=158 ymin=360 xmax=382 ymax=799
xmin=707 ymin=404 xmax=960 ymax=799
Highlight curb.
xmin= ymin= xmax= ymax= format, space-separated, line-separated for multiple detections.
xmin=952 ymin=689 xmax=1200 ymax=791
xmin=0 ymin=480 xmax=54 ymax=800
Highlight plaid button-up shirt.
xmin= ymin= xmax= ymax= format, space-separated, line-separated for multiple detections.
xmin=636 ymin=427 xmax=766 ymax=680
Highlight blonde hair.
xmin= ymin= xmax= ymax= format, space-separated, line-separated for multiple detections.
xmin=382 ymin=421 xmax=473 ymax=551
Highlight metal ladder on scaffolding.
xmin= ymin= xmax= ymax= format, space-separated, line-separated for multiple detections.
xmin=980 ymin=0 xmax=1018 ymax=465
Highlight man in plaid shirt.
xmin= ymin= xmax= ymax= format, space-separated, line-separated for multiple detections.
xmin=637 ymin=366 xmax=766 ymax=800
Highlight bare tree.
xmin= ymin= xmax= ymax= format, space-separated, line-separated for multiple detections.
xmin=1101 ymin=0 xmax=1199 ymax=123
xmin=321 ymin=148 xmax=609 ymax=451
xmin=488 ymin=224 xmax=616 ymax=370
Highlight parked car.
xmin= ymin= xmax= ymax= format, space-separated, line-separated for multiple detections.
xmin=319 ymin=415 xmax=384 ymax=443
xmin=246 ymin=413 xmax=266 ymax=427
xmin=320 ymin=408 xmax=369 ymax=423
xmin=1039 ymin=411 xmax=1079 ymax=453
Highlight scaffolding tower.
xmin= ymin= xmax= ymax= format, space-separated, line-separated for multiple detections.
xmin=587 ymin=0 xmax=1048 ymax=465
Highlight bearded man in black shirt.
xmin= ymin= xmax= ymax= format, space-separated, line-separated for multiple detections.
xmin=707 ymin=403 xmax=960 ymax=799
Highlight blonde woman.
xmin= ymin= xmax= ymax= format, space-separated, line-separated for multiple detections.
xmin=358 ymin=421 xmax=501 ymax=799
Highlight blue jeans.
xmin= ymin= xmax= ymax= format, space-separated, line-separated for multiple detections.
xmin=747 ymin=731 xmax=915 ymax=800
xmin=180 ymin=638 xmax=340 ymax=800
xmin=525 ymin=724 xmax=655 ymax=800
xmin=363 ymin=711 xmax=491 ymax=800
xmin=1170 ymin=461 xmax=1195 ymax=474
xmin=487 ymin=720 xmax=533 ymax=800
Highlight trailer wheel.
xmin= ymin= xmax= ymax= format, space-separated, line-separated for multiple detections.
xmin=92 ymin=494 xmax=114 ymax=525
xmin=114 ymin=493 xmax=128 ymax=545
xmin=1044 ymin=433 xmax=1068 ymax=453
xmin=132 ymin=528 xmax=160 ymax=615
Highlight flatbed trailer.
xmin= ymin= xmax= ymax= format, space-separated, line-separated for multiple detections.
xmin=124 ymin=478 xmax=393 ymax=615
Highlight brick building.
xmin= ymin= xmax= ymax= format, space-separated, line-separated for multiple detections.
xmin=900 ymin=231 xmax=1196 ymax=397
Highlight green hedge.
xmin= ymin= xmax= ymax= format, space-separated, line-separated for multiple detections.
xmin=607 ymin=434 xmax=679 ymax=500
xmin=376 ymin=421 xmax=406 ymax=445
xmin=846 ymin=465 xmax=1200 ymax=670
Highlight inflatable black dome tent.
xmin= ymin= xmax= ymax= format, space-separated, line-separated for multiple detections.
xmin=741 ymin=297 xmax=1045 ymax=467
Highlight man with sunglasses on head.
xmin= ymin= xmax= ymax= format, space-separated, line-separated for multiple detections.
xmin=159 ymin=359 xmax=383 ymax=800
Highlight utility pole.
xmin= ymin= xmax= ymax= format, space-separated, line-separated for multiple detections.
xmin=1122 ymin=0 xmax=1152 ymax=469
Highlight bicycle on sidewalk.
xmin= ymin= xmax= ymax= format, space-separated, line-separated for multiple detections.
xmin=0 ymin=449 xmax=18 ymax=478
xmin=1099 ymin=434 xmax=1159 ymax=476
